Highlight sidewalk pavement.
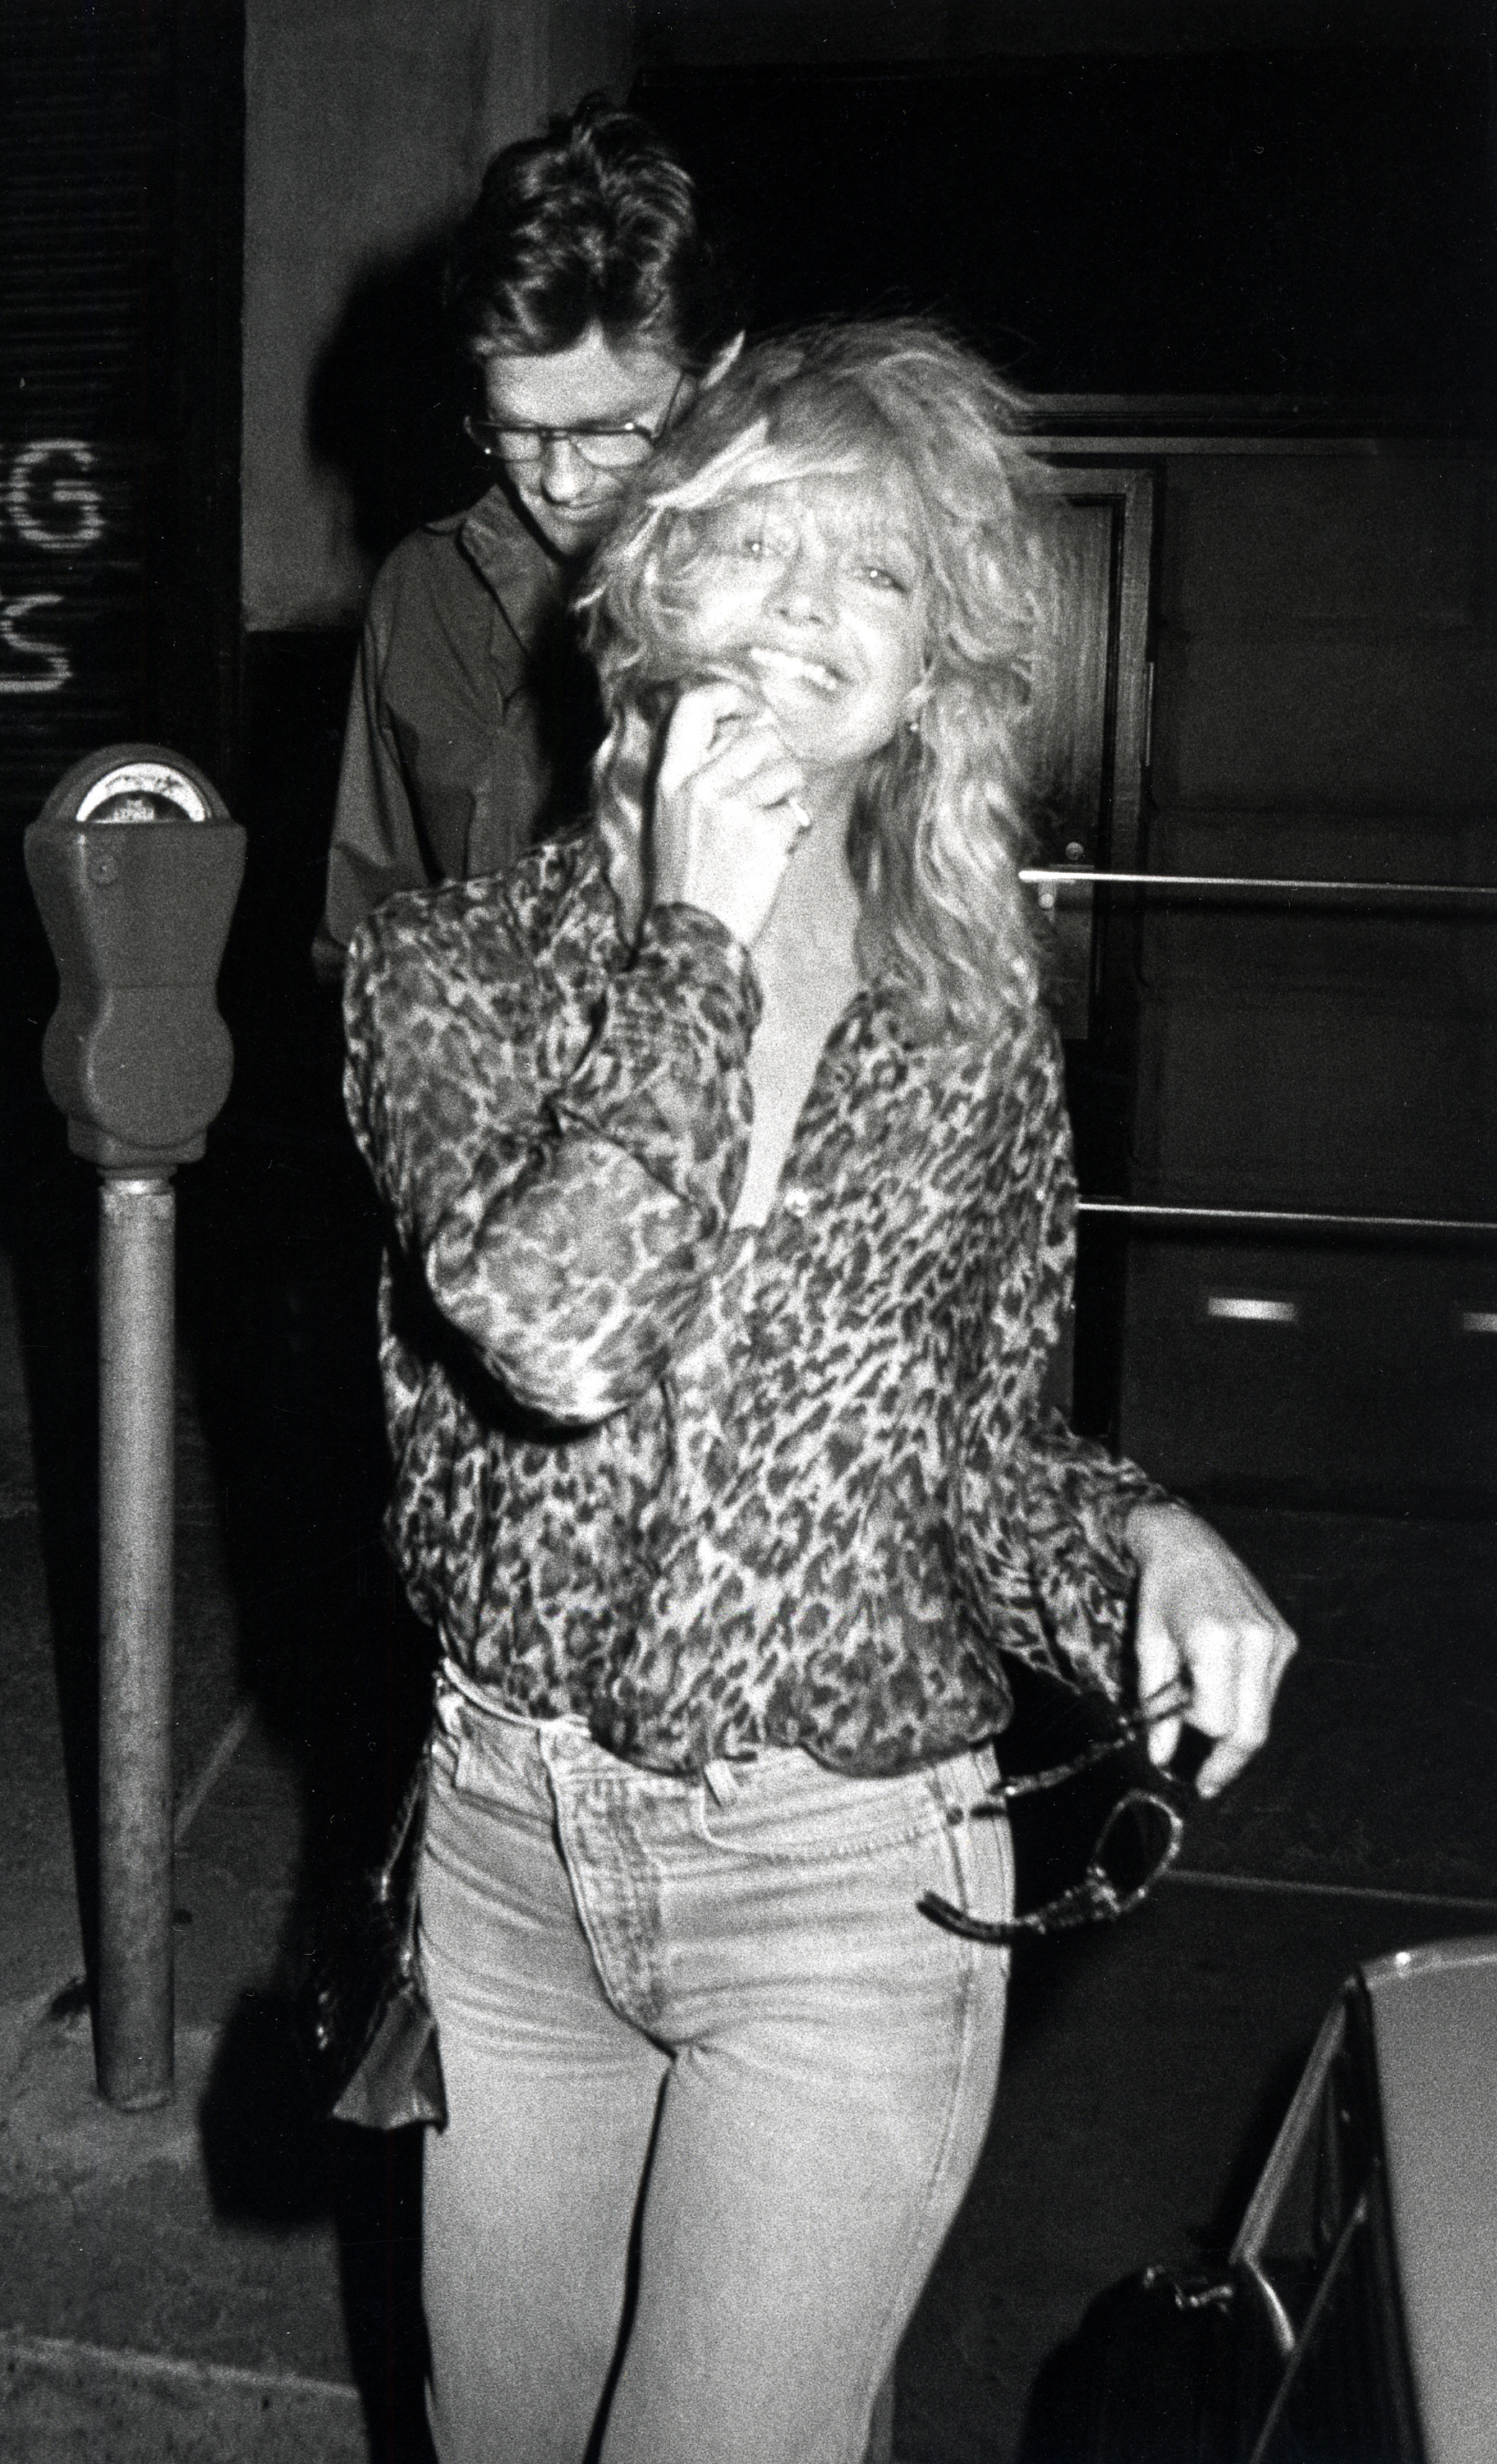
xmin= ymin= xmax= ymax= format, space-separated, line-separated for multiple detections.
xmin=0 ymin=1232 xmax=422 ymax=2464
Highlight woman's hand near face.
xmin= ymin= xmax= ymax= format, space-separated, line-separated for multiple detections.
xmin=1127 ymin=1502 xmax=1298 ymax=1799
xmin=651 ymin=681 xmax=810 ymax=949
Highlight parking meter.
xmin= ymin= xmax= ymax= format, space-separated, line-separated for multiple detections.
xmin=25 ymin=744 xmax=245 ymax=2111
xmin=24 ymin=744 xmax=246 ymax=1171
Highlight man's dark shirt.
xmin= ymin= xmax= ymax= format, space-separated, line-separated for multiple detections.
xmin=315 ymin=485 xmax=601 ymax=978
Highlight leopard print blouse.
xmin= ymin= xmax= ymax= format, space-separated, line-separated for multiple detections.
xmin=342 ymin=836 xmax=1169 ymax=1777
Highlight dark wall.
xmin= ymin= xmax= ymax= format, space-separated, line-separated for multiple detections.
xmin=1139 ymin=448 xmax=1496 ymax=1223
xmin=630 ymin=48 xmax=1496 ymax=401
xmin=1118 ymin=439 xmax=1497 ymax=1509
xmin=241 ymin=0 xmax=631 ymax=629
xmin=1 ymin=0 xmax=241 ymax=1223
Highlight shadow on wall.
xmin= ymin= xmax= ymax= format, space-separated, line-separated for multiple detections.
xmin=306 ymin=226 xmax=482 ymax=569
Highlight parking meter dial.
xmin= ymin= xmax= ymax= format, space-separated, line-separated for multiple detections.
xmin=24 ymin=742 xmax=246 ymax=1171
xmin=76 ymin=761 xmax=210 ymax=828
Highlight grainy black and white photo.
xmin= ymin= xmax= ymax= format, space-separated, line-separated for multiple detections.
xmin=1 ymin=5 xmax=1493 ymax=2461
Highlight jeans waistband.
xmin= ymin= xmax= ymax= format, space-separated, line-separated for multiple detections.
xmin=434 ymin=1662 xmax=999 ymax=1825
xmin=432 ymin=1663 xmax=829 ymax=1807
xmin=434 ymin=1659 xmax=591 ymax=1745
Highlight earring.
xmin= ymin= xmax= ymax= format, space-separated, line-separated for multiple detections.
xmin=904 ymin=715 xmax=921 ymax=740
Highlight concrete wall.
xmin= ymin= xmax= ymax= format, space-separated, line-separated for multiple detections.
xmin=241 ymin=0 xmax=631 ymax=630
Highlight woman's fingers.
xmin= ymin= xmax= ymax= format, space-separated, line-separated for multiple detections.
xmin=656 ymin=680 xmax=763 ymax=799
xmin=696 ymin=725 xmax=805 ymax=809
xmin=1129 ymin=1503 xmax=1297 ymax=1798
xmin=1191 ymin=1616 xmax=1297 ymax=1797
xmin=1136 ymin=1612 xmax=1187 ymax=1773
xmin=650 ymin=687 xmax=810 ymax=947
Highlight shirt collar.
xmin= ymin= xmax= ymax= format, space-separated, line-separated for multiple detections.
xmin=457 ymin=484 xmax=572 ymax=647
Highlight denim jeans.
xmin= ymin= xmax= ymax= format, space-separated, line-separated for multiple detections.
xmin=418 ymin=1679 xmax=1013 ymax=2464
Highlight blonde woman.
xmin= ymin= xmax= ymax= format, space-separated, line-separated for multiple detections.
xmin=342 ymin=319 xmax=1295 ymax=2464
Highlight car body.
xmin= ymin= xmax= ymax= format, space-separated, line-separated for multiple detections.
xmin=1030 ymin=1933 xmax=1497 ymax=2463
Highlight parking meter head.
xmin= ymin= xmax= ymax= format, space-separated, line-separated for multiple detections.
xmin=24 ymin=745 xmax=247 ymax=1170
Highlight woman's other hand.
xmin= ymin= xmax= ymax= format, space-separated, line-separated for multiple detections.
xmin=652 ymin=680 xmax=810 ymax=949
xmin=1127 ymin=1502 xmax=1297 ymax=1799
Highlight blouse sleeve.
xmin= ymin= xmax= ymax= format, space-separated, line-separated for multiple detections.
xmin=955 ymin=1019 xmax=1174 ymax=1699
xmin=342 ymin=857 xmax=760 ymax=1425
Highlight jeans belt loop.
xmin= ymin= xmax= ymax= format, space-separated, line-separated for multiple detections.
xmin=703 ymin=1757 xmax=742 ymax=1808
xmin=433 ymin=1674 xmax=470 ymax=1758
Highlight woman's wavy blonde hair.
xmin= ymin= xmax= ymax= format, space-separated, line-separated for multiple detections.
xmin=578 ymin=317 xmax=1065 ymax=1037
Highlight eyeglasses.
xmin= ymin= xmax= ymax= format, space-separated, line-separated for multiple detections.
xmin=919 ymin=1676 xmax=1193 ymax=1947
xmin=463 ymin=372 xmax=689 ymax=472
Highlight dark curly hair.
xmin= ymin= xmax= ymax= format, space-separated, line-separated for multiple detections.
xmin=446 ymin=94 xmax=741 ymax=375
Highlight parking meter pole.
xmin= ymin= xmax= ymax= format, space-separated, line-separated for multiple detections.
xmin=97 ymin=1174 xmax=177 ymax=2110
xmin=25 ymin=743 xmax=246 ymax=2118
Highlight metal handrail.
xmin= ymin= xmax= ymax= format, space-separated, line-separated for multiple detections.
xmin=1033 ymin=867 xmax=1497 ymax=1241
xmin=1077 ymin=1201 xmax=1497 ymax=1239
xmin=1022 ymin=868 xmax=1497 ymax=903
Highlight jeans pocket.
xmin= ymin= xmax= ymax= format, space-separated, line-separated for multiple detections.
xmin=435 ymin=1699 xmax=554 ymax=1826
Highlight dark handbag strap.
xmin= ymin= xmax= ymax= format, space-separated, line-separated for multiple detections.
xmin=374 ymin=1741 xmax=432 ymax=1970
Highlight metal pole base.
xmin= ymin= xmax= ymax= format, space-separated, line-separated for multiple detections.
xmin=97 ymin=1172 xmax=176 ymax=2110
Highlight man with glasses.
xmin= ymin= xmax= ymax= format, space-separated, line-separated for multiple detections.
xmin=315 ymin=95 xmax=742 ymax=977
